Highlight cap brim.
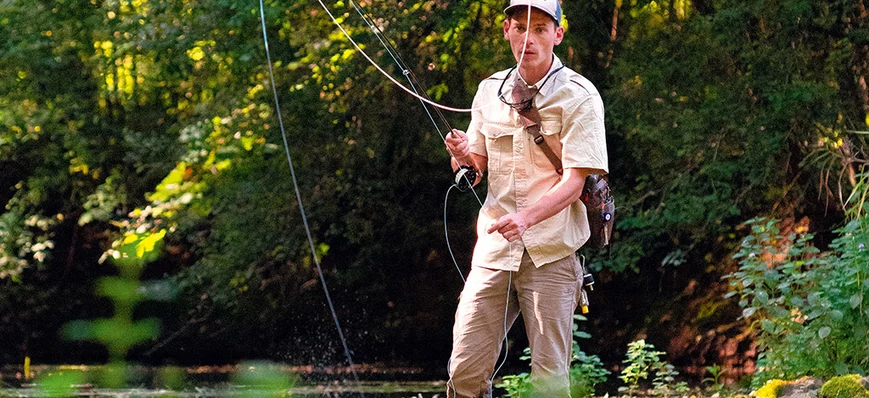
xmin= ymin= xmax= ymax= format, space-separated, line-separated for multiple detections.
xmin=503 ymin=4 xmax=558 ymax=22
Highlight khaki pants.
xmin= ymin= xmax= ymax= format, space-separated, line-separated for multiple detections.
xmin=447 ymin=252 xmax=583 ymax=398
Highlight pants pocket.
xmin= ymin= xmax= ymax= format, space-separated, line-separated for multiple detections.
xmin=569 ymin=255 xmax=578 ymax=308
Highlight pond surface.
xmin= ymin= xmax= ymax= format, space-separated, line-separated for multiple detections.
xmin=0 ymin=365 xmax=450 ymax=397
xmin=0 ymin=383 xmax=446 ymax=397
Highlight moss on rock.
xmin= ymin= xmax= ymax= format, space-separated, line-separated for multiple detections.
xmin=819 ymin=375 xmax=869 ymax=398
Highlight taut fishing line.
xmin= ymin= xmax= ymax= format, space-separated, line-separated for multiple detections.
xmin=339 ymin=1 xmax=533 ymax=389
xmin=259 ymin=0 xmax=537 ymax=394
xmin=312 ymin=0 xmax=533 ymax=113
xmin=257 ymin=1 xmax=363 ymax=396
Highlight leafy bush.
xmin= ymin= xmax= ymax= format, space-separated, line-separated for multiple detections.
xmin=819 ymin=374 xmax=869 ymax=398
xmin=498 ymin=315 xmax=609 ymax=397
xmin=61 ymin=230 xmax=170 ymax=386
xmin=619 ymin=339 xmax=664 ymax=395
xmin=618 ymin=339 xmax=688 ymax=396
xmin=702 ymin=364 xmax=726 ymax=393
xmin=727 ymin=217 xmax=869 ymax=386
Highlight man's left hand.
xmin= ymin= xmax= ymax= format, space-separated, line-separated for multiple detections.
xmin=487 ymin=213 xmax=530 ymax=242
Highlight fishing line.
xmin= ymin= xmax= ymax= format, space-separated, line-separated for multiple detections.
xmin=271 ymin=0 xmax=538 ymax=393
xmin=491 ymin=270 xmax=513 ymax=382
xmin=443 ymin=185 xmax=519 ymax=393
xmin=312 ymin=0 xmax=534 ymax=113
xmin=337 ymin=1 xmax=537 ymax=391
xmin=347 ymin=0 xmax=483 ymax=207
xmin=348 ymin=0 xmax=453 ymax=132
xmin=257 ymin=1 xmax=363 ymax=396
xmin=443 ymin=184 xmax=467 ymax=283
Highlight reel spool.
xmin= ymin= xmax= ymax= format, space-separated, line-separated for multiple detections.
xmin=453 ymin=165 xmax=477 ymax=192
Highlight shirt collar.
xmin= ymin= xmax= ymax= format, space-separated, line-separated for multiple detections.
xmin=513 ymin=54 xmax=564 ymax=98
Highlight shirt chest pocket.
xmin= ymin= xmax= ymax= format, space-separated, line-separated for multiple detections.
xmin=530 ymin=119 xmax=564 ymax=171
xmin=481 ymin=123 xmax=516 ymax=175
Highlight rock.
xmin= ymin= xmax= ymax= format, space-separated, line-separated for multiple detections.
xmin=779 ymin=377 xmax=823 ymax=398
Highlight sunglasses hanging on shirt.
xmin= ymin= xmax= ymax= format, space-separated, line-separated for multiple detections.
xmin=453 ymin=60 xmax=565 ymax=193
xmin=496 ymin=60 xmax=566 ymax=111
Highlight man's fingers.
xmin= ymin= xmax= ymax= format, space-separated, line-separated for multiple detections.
xmin=487 ymin=215 xmax=527 ymax=244
xmin=488 ymin=217 xmax=517 ymax=235
xmin=487 ymin=218 xmax=507 ymax=234
xmin=445 ymin=131 xmax=469 ymax=156
xmin=502 ymin=229 xmax=521 ymax=242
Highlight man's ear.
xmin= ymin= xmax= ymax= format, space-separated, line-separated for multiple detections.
xmin=554 ymin=25 xmax=564 ymax=45
xmin=503 ymin=18 xmax=511 ymax=40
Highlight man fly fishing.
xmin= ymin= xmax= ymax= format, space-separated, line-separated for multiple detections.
xmin=444 ymin=0 xmax=608 ymax=396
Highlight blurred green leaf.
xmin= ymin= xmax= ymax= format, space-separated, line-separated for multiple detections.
xmin=36 ymin=370 xmax=85 ymax=398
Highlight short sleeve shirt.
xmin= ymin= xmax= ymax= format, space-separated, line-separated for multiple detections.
xmin=466 ymin=55 xmax=608 ymax=271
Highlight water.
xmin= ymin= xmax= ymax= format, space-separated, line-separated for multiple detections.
xmin=0 ymin=365 xmax=447 ymax=398
xmin=0 ymin=383 xmax=446 ymax=397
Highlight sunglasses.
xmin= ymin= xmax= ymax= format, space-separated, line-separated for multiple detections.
xmin=496 ymin=61 xmax=567 ymax=111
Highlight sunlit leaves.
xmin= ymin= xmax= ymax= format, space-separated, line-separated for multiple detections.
xmin=104 ymin=229 xmax=166 ymax=270
xmin=727 ymin=218 xmax=869 ymax=383
xmin=63 ymin=227 xmax=169 ymax=368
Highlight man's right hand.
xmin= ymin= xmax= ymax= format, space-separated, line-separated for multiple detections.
xmin=445 ymin=129 xmax=470 ymax=163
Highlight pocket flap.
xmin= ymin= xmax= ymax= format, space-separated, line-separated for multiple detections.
xmin=481 ymin=122 xmax=516 ymax=139
xmin=540 ymin=119 xmax=562 ymax=136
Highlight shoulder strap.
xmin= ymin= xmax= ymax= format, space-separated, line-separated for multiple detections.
xmin=515 ymin=106 xmax=563 ymax=174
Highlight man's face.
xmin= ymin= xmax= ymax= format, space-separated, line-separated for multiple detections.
xmin=503 ymin=8 xmax=564 ymax=73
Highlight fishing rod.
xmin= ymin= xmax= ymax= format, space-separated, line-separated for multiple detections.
xmin=347 ymin=0 xmax=484 ymax=195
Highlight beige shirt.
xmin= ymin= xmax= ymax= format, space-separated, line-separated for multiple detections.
xmin=467 ymin=56 xmax=608 ymax=271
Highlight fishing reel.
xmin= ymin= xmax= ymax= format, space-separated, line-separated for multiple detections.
xmin=453 ymin=165 xmax=478 ymax=192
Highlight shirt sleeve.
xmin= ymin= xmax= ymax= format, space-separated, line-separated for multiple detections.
xmin=466 ymin=83 xmax=488 ymax=157
xmin=560 ymin=89 xmax=608 ymax=173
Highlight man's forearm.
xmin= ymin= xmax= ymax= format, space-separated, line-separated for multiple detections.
xmin=519 ymin=168 xmax=587 ymax=227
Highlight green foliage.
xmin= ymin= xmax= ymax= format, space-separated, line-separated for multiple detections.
xmin=61 ymin=230 xmax=170 ymax=386
xmin=619 ymin=339 xmax=661 ymax=395
xmin=498 ymin=315 xmax=610 ymax=398
xmin=603 ymin=0 xmax=869 ymax=275
xmin=35 ymin=370 xmax=86 ymax=398
xmin=618 ymin=339 xmax=687 ymax=397
xmin=819 ymin=374 xmax=869 ymax=398
xmin=4 ymin=0 xmax=869 ymax=368
xmin=0 ymin=204 xmax=55 ymax=281
xmin=27 ymin=363 xmax=295 ymax=396
xmin=498 ymin=370 xmax=534 ymax=398
xmin=651 ymin=363 xmax=689 ymax=396
xmin=727 ymin=218 xmax=869 ymax=386
xmin=232 ymin=361 xmax=296 ymax=398
xmin=702 ymin=364 xmax=726 ymax=392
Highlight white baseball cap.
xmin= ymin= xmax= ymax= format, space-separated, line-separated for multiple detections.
xmin=504 ymin=0 xmax=562 ymax=23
